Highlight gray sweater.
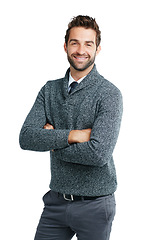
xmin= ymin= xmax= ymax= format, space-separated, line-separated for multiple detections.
xmin=19 ymin=65 xmax=123 ymax=196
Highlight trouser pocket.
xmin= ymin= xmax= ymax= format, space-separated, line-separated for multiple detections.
xmin=103 ymin=194 xmax=116 ymax=222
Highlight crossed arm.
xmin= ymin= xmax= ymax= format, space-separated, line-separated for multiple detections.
xmin=20 ymin=85 xmax=123 ymax=166
xmin=43 ymin=123 xmax=91 ymax=144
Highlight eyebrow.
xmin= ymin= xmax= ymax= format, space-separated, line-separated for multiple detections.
xmin=69 ymin=39 xmax=95 ymax=45
xmin=86 ymin=41 xmax=94 ymax=45
xmin=69 ymin=39 xmax=78 ymax=43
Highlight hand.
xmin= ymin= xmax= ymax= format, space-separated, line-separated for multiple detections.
xmin=68 ymin=128 xmax=92 ymax=144
xmin=43 ymin=123 xmax=54 ymax=152
xmin=43 ymin=123 xmax=54 ymax=130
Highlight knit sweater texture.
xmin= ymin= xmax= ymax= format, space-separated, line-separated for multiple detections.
xmin=19 ymin=65 xmax=123 ymax=196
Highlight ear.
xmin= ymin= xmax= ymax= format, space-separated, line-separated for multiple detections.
xmin=64 ymin=43 xmax=67 ymax=53
xmin=96 ymin=45 xmax=101 ymax=56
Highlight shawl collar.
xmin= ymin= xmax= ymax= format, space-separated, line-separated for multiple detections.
xmin=62 ymin=64 xmax=101 ymax=98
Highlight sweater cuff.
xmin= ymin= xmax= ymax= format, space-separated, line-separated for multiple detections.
xmin=54 ymin=129 xmax=70 ymax=149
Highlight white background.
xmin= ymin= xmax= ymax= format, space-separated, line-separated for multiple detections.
xmin=0 ymin=0 xmax=160 ymax=239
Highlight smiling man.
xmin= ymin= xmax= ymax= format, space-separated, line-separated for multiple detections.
xmin=64 ymin=26 xmax=101 ymax=76
xmin=19 ymin=15 xmax=123 ymax=240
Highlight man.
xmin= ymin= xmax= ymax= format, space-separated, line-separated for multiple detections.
xmin=19 ymin=15 xmax=123 ymax=240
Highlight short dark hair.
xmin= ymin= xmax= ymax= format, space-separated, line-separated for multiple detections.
xmin=65 ymin=15 xmax=101 ymax=48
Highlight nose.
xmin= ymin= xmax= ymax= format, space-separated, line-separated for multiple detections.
xmin=77 ymin=44 xmax=85 ymax=55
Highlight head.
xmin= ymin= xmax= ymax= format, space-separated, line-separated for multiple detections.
xmin=64 ymin=15 xmax=101 ymax=74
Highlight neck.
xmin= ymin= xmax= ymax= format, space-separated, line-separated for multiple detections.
xmin=70 ymin=64 xmax=94 ymax=81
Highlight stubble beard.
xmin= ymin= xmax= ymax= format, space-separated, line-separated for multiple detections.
xmin=67 ymin=52 xmax=96 ymax=72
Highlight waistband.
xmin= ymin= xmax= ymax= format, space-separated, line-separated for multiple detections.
xmin=54 ymin=192 xmax=113 ymax=202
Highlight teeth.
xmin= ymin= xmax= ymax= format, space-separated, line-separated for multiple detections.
xmin=75 ymin=56 xmax=87 ymax=60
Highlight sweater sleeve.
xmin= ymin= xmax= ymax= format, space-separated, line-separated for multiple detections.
xmin=19 ymin=86 xmax=70 ymax=152
xmin=54 ymin=88 xmax=123 ymax=167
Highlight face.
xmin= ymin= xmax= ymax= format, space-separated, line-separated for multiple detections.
xmin=64 ymin=27 xmax=101 ymax=72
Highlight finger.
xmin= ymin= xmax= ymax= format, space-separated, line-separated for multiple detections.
xmin=44 ymin=126 xmax=51 ymax=129
xmin=43 ymin=123 xmax=54 ymax=129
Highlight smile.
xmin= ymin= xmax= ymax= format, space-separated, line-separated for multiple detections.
xmin=73 ymin=56 xmax=88 ymax=61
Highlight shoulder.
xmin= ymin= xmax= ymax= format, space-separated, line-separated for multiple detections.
xmin=45 ymin=78 xmax=64 ymax=87
xmin=36 ymin=78 xmax=65 ymax=100
xmin=96 ymin=75 xmax=123 ymax=114
xmin=40 ymin=77 xmax=64 ymax=93
xmin=95 ymin=72 xmax=122 ymax=101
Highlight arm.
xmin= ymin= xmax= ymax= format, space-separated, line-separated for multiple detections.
xmin=68 ymin=128 xmax=92 ymax=143
xmin=44 ymin=123 xmax=92 ymax=149
xmin=54 ymin=89 xmax=123 ymax=167
xmin=19 ymin=86 xmax=70 ymax=152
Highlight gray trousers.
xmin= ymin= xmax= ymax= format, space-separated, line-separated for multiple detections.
xmin=34 ymin=191 xmax=116 ymax=240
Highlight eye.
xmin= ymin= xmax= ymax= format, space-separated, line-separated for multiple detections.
xmin=86 ymin=42 xmax=93 ymax=47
